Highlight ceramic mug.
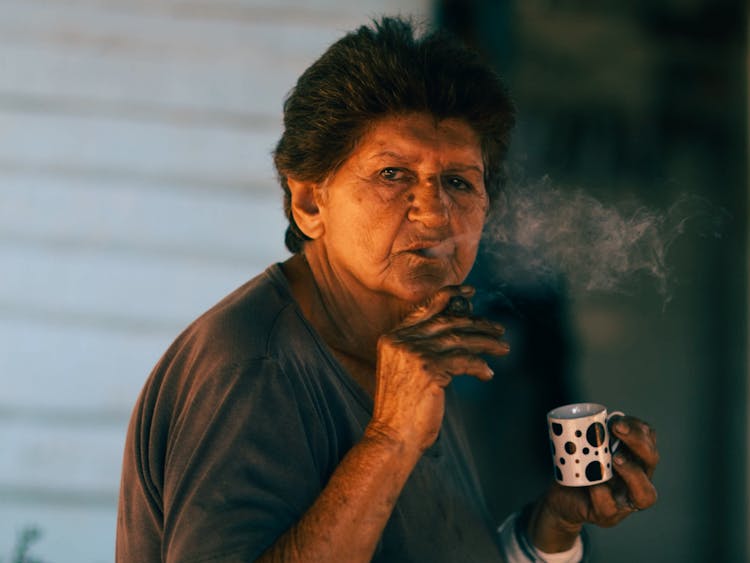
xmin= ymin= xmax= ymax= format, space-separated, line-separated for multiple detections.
xmin=547 ymin=402 xmax=624 ymax=487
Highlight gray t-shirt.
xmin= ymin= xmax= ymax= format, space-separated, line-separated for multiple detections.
xmin=116 ymin=264 xmax=504 ymax=562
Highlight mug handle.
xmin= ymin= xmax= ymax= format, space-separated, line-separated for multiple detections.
xmin=606 ymin=410 xmax=625 ymax=453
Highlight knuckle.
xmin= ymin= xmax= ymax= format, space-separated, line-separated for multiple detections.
xmin=598 ymin=503 xmax=619 ymax=521
xmin=449 ymin=346 xmax=470 ymax=357
xmin=598 ymin=511 xmax=625 ymax=528
xmin=445 ymin=333 xmax=464 ymax=347
xmin=631 ymin=483 xmax=658 ymax=509
xmin=643 ymin=486 xmax=659 ymax=507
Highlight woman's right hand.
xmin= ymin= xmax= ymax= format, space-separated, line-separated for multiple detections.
xmin=366 ymin=285 xmax=510 ymax=456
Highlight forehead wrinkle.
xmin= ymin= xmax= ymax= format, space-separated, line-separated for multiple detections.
xmin=357 ymin=114 xmax=484 ymax=173
xmin=367 ymin=150 xmax=419 ymax=163
xmin=366 ymin=149 xmax=483 ymax=174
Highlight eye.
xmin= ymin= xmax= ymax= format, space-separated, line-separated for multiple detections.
xmin=379 ymin=167 xmax=407 ymax=182
xmin=444 ymin=176 xmax=474 ymax=192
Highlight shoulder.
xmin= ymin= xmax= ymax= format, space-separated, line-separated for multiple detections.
xmin=125 ymin=263 xmax=330 ymax=476
xmin=149 ymin=263 xmax=319 ymax=383
xmin=136 ymin=264 xmax=319 ymax=427
xmin=185 ymin=263 xmax=302 ymax=361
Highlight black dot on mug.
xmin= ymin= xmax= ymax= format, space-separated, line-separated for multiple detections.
xmin=556 ymin=466 xmax=563 ymax=481
xmin=585 ymin=461 xmax=604 ymax=481
xmin=604 ymin=447 xmax=609 ymax=454
xmin=564 ymin=442 xmax=576 ymax=454
xmin=583 ymin=447 xmax=590 ymax=455
xmin=552 ymin=423 xmax=563 ymax=436
xmin=575 ymin=430 xmax=582 ymax=437
xmin=587 ymin=422 xmax=606 ymax=447
xmin=575 ymin=459 xmax=580 ymax=464
xmin=595 ymin=451 xmax=599 ymax=456
xmin=575 ymin=473 xmax=580 ymax=478
xmin=559 ymin=458 xmax=566 ymax=465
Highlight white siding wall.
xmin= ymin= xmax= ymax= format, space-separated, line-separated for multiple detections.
xmin=0 ymin=1 xmax=430 ymax=561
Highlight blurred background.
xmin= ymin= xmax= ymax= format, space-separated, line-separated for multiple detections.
xmin=1 ymin=1 xmax=746 ymax=561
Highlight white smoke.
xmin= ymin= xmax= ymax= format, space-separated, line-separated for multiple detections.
xmin=481 ymin=176 xmax=727 ymax=303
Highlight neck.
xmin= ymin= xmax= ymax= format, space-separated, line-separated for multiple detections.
xmin=282 ymin=251 xmax=408 ymax=383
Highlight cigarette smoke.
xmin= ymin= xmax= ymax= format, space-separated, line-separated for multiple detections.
xmin=480 ymin=176 xmax=727 ymax=304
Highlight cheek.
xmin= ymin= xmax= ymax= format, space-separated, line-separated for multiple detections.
xmin=452 ymin=211 xmax=486 ymax=266
xmin=454 ymin=203 xmax=487 ymax=240
xmin=347 ymin=209 xmax=400 ymax=254
xmin=450 ymin=188 xmax=488 ymax=216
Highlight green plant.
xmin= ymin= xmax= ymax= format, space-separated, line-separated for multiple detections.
xmin=2 ymin=526 xmax=46 ymax=563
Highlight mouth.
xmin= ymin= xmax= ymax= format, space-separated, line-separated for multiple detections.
xmin=404 ymin=241 xmax=454 ymax=259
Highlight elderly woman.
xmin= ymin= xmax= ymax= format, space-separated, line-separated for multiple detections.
xmin=116 ymin=17 xmax=658 ymax=562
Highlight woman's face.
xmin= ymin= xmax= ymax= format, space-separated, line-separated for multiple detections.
xmin=314 ymin=113 xmax=488 ymax=305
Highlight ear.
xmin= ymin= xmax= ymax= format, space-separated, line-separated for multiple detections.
xmin=287 ymin=177 xmax=325 ymax=240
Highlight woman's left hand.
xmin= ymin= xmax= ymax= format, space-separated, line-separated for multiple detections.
xmin=531 ymin=415 xmax=659 ymax=551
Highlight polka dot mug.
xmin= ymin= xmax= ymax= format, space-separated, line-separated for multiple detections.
xmin=547 ymin=403 xmax=624 ymax=487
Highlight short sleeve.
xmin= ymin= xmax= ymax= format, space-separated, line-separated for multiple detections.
xmin=160 ymin=357 xmax=326 ymax=562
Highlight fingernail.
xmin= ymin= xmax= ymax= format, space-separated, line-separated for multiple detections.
xmin=459 ymin=285 xmax=474 ymax=295
xmin=500 ymin=341 xmax=510 ymax=352
xmin=614 ymin=452 xmax=626 ymax=465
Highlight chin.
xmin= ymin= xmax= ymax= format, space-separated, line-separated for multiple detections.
xmin=396 ymin=274 xmax=457 ymax=304
xmin=383 ymin=257 xmax=469 ymax=303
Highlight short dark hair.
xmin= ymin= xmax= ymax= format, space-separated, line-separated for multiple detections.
xmin=273 ymin=16 xmax=516 ymax=253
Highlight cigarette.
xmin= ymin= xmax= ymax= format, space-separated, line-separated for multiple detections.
xmin=445 ymin=295 xmax=472 ymax=317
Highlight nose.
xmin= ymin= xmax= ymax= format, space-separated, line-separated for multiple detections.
xmin=406 ymin=181 xmax=449 ymax=228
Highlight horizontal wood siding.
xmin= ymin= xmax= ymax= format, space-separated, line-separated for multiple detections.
xmin=0 ymin=0 xmax=430 ymax=560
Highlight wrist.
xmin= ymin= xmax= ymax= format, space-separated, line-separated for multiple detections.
xmin=363 ymin=422 xmax=421 ymax=464
xmin=364 ymin=421 xmax=427 ymax=462
xmin=529 ymin=499 xmax=583 ymax=553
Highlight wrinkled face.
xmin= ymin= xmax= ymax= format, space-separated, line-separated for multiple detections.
xmin=315 ymin=113 xmax=488 ymax=305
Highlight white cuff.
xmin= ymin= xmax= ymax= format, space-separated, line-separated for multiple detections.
xmin=497 ymin=511 xmax=584 ymax=563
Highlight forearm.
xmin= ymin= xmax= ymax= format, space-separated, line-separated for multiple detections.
xmin=257 ymin=427 xmax=420 ymax=563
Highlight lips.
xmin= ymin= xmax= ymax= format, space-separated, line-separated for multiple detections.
xmin=402 ymin=240 xmax=453 ymax=259
xmin=415 ymin=246 xmax=444 ymax=258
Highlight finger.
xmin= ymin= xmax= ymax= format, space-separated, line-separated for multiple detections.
xmin=611 ymin=451 xmax=659 ymax=511
xmin=401 ymin=285 xmax=474 ymax=326
xmin=588 ymin=483 xmax=624 ymax=526
xmin=425 ymin=354 xmax=495 ymax=382
xmin=397 ymin=315 xmax=506 ymax=342
xmin=611 ymin=417 xmax=659 ymax=477
xmin=432 ymin=315 xmax=505 ymax=335
xmin=418 ymin=332 xmax=510 ymax=357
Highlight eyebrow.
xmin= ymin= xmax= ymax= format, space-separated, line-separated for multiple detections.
xmin=368 ymin=151 xmax=484 ymax=174
xmin=443 ymin=163 xmax=484 ymax=175
xmin=368 ymin=150 xmax=418 ymax=163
